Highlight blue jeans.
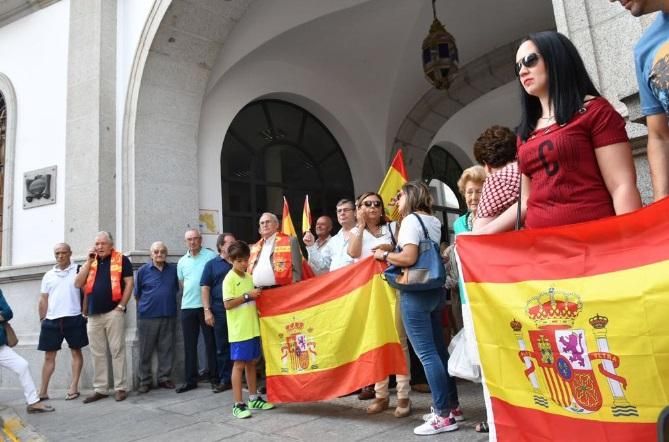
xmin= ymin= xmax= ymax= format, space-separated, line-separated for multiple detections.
xmin=211 ymin=304 xmax=232 ymax=384
xmin=400 ymin=288 xmax=459 ymax=417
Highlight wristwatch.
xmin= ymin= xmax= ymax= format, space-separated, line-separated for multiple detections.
xmin=382 ymin=251 xmax=390 ymax=261
xmin=116 ymin=304 xmax=126 ymax=312
xmin=243 ymin=293 xmax=250 ymax=303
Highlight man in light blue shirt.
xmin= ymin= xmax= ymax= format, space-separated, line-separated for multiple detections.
xmin=613 ymin=0 xmax=669 ymax=200
xmin=176 ymin=228 xmax=217 ymax=393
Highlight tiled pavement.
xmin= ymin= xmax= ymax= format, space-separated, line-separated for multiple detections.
xmin=0 ymin=380 xmax=489 ymax=441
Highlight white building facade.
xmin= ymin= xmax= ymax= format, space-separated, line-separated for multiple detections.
xmin=0 ymin=0 xmax=656 ymax=388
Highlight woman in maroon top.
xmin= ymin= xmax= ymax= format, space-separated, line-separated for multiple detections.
xmin=477 ymin=31 xmax=641 ymax=233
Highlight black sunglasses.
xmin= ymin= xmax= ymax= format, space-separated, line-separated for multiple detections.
xmin=515 ymin=52 xmax=540 ymax=76
xmin=361 ymin=200 xmax=382 ymax=208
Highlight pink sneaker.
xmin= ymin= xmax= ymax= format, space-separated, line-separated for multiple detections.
xmin=414 ymin=414 xmax=459 ymax=435
xmin=449 ymin=406 xmax=465 ymax=422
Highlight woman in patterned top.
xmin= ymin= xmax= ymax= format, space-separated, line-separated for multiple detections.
xmin=472 ymin=125 xmax=520 ymax=232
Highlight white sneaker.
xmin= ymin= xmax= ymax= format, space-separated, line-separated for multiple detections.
xmin=414 ymin=414 xmax=459 ymax=435
xmin=421 ymin=406 xmax=435 ymax=422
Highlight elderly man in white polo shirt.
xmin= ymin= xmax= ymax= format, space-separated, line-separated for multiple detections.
xmin=37 ymin=243 xmax=88 ymax=401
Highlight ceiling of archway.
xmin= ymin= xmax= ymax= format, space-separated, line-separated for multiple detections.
xmin=136 ymin=0 xmax=555 ymax=184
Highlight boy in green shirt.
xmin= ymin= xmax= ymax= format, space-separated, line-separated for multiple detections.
xmin=223 ymin=241 xmax=275 ymax=418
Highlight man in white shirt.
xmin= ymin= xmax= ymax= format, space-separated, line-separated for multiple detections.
xmin=38 ymin=243 xmax=88 ymax=401
xmin=304 ymin=199 xmax=357 ymax=272
xmin=302 ymin=216 xmax=333 ymax=275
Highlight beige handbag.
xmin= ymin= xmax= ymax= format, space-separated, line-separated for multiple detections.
xmin=4 ymin=322 xmax=18 ymax=347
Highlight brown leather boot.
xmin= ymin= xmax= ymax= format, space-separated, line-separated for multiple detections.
xmin=366 ymin=397 xmax=390 ymax=414
xmin=394 ymin=398 xmax=411 ymax=418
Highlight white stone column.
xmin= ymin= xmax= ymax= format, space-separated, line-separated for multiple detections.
xmin=64 ymin=0 xmax=117 ymax=251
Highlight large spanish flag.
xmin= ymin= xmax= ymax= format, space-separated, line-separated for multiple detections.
xmin=378 ymin=149 xmax=408 ymax=221
xmin=455 ymin=199 xmax=669 ymax=441
xmin=256 ymin=257 xmax=406 ymax=403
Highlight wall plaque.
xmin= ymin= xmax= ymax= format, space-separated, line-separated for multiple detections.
xmin=23 ymin=166 xmax=56 ymax=209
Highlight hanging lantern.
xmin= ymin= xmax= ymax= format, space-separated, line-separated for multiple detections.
xmin=422 ymin=0 xmax=459 ymax=90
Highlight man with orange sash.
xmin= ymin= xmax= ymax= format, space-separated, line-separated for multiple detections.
xmin=74 ymin=231 xmax=134 ymax=403
xmin=249 ymin=213 xmax=302 ymax=289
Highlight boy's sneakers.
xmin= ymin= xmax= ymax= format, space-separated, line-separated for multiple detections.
xmin=247 ymin=396 xmax=275 ymax=410
xmin=232 ymin=403 xmax=251 ymax=419
xmin=414 ymin=414 xmax=459 ymax=435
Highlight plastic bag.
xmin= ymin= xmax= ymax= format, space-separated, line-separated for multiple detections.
xmin=447 ymin=329 xmax=481 ymax=382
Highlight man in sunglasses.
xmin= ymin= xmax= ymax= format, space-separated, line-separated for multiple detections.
xmin=613 ymin=0 xmax=669 ymax=200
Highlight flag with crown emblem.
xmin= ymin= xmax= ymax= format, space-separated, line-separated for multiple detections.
xmin=455 ymin=199 xmax=669 ymax=441
xmin=256 ymin=257 xmax=406 ymax=403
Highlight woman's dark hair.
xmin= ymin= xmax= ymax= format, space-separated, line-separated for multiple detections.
xmin=355 ymin=192 xmax=387 ymax=226
xmin=516 ymin=31 xmax=600 ymax=141
xmin=473 ymin=125 xmax=517 ymax=167
xmin=228 ymin=240 xmax=250 ymax=260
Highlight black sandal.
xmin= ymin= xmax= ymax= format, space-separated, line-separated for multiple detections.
xmin=476 ymin=422 xmax=489 ymax=433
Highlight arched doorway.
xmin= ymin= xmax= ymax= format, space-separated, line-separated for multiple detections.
xmin=423 ymin=145 xmax=465 ymax=244
xmin=221 ymin=99 xmax=354 ymax=242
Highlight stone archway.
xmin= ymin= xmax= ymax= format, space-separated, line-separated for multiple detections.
xmin=0 ymin=73 xmax=17 ymax=265
xmin=392 ymin=39 xmax=520 ymax=179
xmin=123 ymin=0 xmax=255 ymax=251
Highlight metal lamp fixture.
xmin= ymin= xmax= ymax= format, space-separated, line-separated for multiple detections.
xmin=422 ymin=0 xmax=459 ymax=90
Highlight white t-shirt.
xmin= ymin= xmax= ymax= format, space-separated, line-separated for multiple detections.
xmin=397 ymin=213 xmax=441 ymax=248
xmin=349 ymin=224 xmax=393 ymax=260
xmin=40 ymin=263 xmax=82 ymax=319
xmin=252 ymin=234 xmax=277 ymax=287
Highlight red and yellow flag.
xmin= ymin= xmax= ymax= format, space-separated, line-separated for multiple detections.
xmin=455 ymin=199 xmax=669 ymax=441
xmin=256 ymin=257 xmax=406 ymax=403
xmin=281 ymin=196 xmax=297 ymax=237
xmin=302 ymin=195 xmax=312 ymax=234
xmin=378 ymin=149 xmax=408 ymax=221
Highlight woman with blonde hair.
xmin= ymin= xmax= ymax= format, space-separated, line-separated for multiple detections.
xmin=453 ymin=166 xmax=486 ymax=234
xmin=374 ymin=181 xmax=461 ymax=436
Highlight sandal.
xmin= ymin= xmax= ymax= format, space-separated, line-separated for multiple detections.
xmin=476 ymin=421 xmax=489 ymax=433
xmin=39 ymin=396 xmax=49 ymax=402
xmin=27 ymin=404 xmax=55 ymax=414
xmin=65 ymin=392 xmax=80 ymax=400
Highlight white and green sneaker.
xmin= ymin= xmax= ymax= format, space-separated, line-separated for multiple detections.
xmin=232 ymin=403 xmax=252 ymax=419
xmin=247 ymin=396 xmax=275 ymax=410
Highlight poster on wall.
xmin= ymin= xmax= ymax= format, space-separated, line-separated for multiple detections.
xmin=198 ymin=209 xmax=219 ymax=235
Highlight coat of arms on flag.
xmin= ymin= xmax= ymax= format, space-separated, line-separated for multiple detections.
xmin=511 ymin=287 xmax=636 ymax=417
xmin=455 ymin=198 xmax=669 ymax=441
xmin=279 ymin=318 xmax=318 ymax=373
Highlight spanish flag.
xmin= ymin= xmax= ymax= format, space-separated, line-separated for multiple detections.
xmin=281 ymin=196 xmax=298 ymax=237
xmin=378 ymin=149 xmax=408 ymax=221
xmin=302 ymin=195 xmax=312 ymax=235
xmin=256 ymin=257 xmax=406 ymax=403
xmin=455 ymin=199 xmax=669 ymax=441
xmin=281 ymin=196 xmax=316 ymax=280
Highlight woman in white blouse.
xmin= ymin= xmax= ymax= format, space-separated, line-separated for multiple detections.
xmin=348 ymin=191 xmax=411 ymax=417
